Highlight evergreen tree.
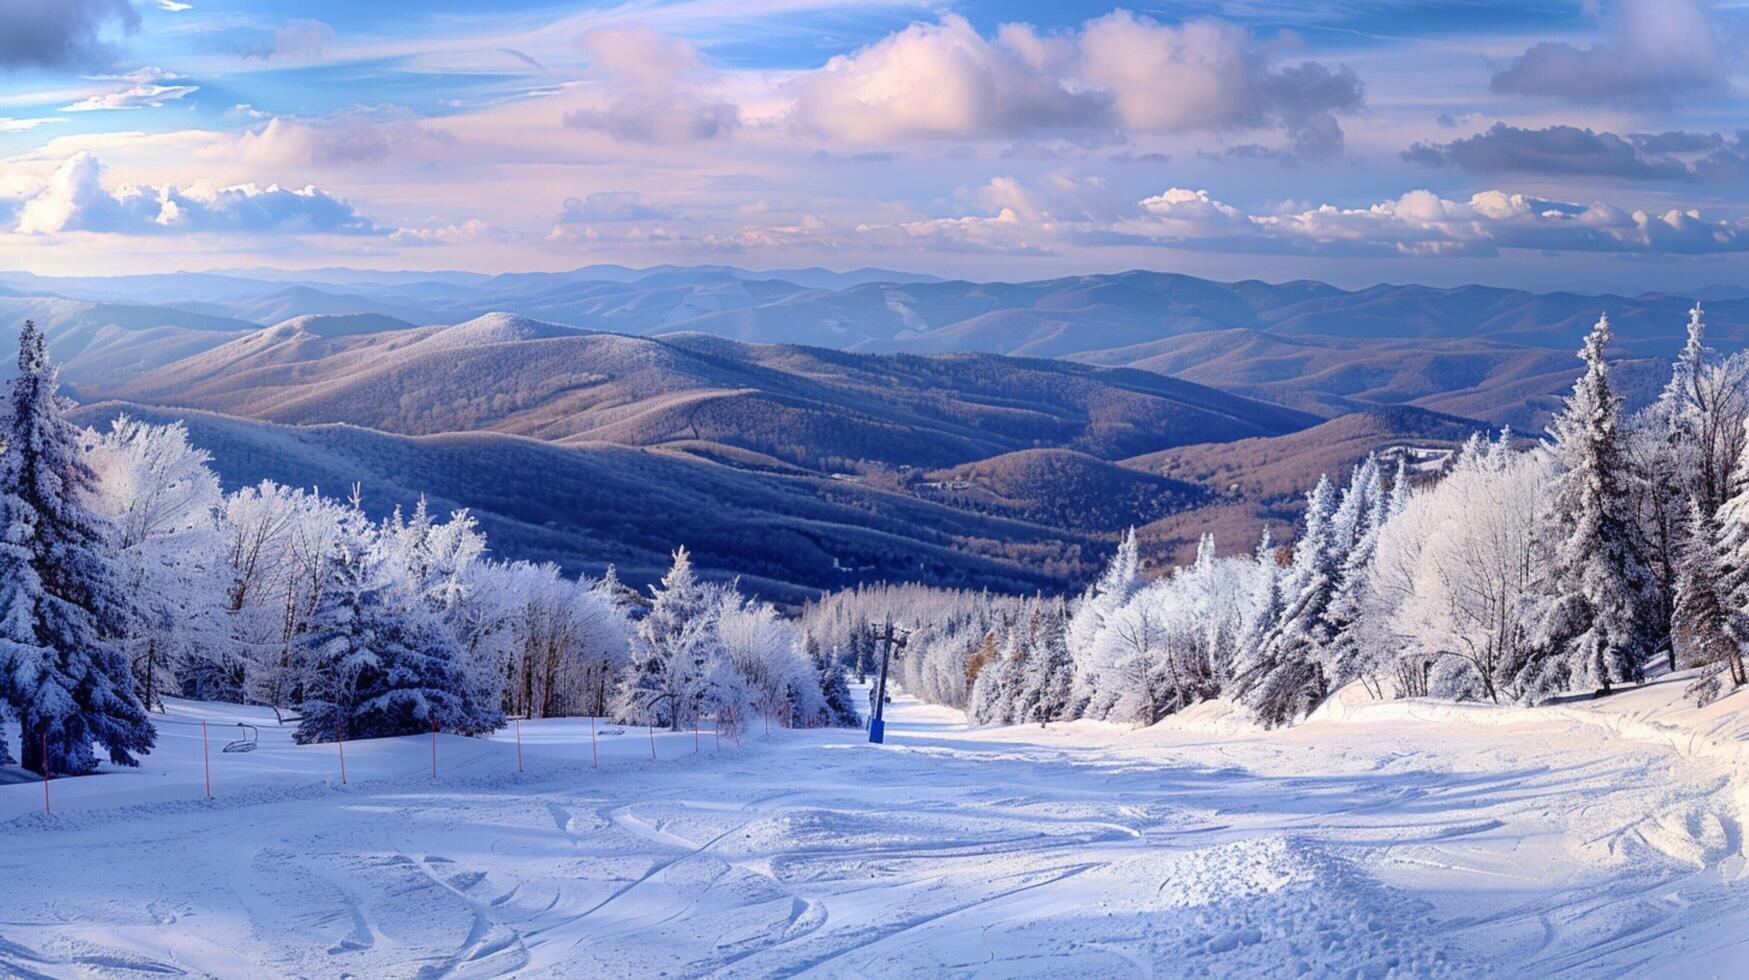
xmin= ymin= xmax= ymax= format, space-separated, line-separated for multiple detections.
xmin=1022 ymin=600 xmax=1075 ymax=725
xmin=1066 ymin=527 xmax=1141 ymax=710
xmin=1673 ymin=498 xmax=1743 ymax=698
xmin=615 ymin=546 xmax=718 ymax=728
xmin=295 ymin=519 xmax=500 ymax=743
xmin=1236 ymin=474 xmax=1342 ymax=726
xmin=0 ymin=321 xmax=154 ymax=774
xmin=1527 ymin=314 xmax=1655 ymax=699
xmin=806 ymin=635 xmax=860 ymax=727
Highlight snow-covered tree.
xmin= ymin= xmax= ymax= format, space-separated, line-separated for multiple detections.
xmin=1526 ymin=314 xmax=1655 ymax=700
xmin=1673 ymin=498 xmax=1743 ymax=703
xmin=1067 ymin=528 xmax=1142 ymax=714
xmin=83 ymin=415 xmax=225 ymax=710
xmin=0 ymin=321 xmax=153 ymax=774
xmin=1236 ymin=474 xmax=1343 ymax=726
xmin=1366 ymin=435 xmax=1551 ymax=702
xmin=616 ymin=546 xmax=720 ymax=729
xmin=294 ymin=514 xmax=501 ymax=743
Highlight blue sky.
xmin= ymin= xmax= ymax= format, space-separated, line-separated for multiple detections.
xmin=0 ymin=0 xmax=1746 ymax=290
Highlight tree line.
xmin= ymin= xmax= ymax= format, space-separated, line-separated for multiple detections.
xmin=806 ymin=306 xmax=1749 ymax=728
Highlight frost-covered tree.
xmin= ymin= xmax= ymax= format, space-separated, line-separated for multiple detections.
xmin=1067 ymin=528 xmax=1141 ymax=713
xmin=1365 ymin=435 xmax=1551 ymax=702
xmin=0 ymin=321 xmax=153 ymax=774
xmin=83 ymin=415 xmax=225 ymax=710
xmin=1527 ymin=314 xmax=1655 ymax=700
xmin=295 ymin=514 xmax=501 ymax=743
xmin=616 ymin=546 xmax=720 ymax=729
xmin=1672 ymin=498 xmax=1743 ymax=703
xmin=1236 ymin=474 xmax=1342 ymax=726
xmin=806 ymin=635 xmax=861 ymax=727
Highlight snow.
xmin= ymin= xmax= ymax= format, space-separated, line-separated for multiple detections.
xmin=7 ymin=679 xmax=1749 ymax=975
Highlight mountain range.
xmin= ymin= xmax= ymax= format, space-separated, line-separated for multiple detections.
xmin=5 ymin=262 xmax=1716 ymax=597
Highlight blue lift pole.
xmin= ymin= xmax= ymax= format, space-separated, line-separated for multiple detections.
xmin=867 ymin=619 xmax=905 ymax=744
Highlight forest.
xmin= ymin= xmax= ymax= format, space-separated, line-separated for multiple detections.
xmin=804 ymin=305 xmax=1749 ymax=730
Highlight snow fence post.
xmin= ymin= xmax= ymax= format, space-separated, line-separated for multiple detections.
xmin=694 ymin=716 xmax=699 ymax=754
xmin=591 ymin=715 xmax=598 ymax=769
xmin=515 ymin=718 xmax=523 ymax=773
xmin=41 ymin=733 xmax=49 ymax=815
xmin=431 ymin=716 xmax=438 ymax=779
xmin=337 ymin=718 xmax=347 ymax=785
xmin=649 ymin=720 xmax=657 ymax=761
xmin=202 ymin=720 xmax=212 ymax=800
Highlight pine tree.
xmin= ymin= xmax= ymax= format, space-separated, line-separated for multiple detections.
xmin=0 ymin=321 xmax=154 ymax=774
xmin=805 ymin=634 xmax=860 ymax=727
xmin=1324 ymin=456 xmax=1387 ymax=690
xmin=1523 ymin=315 xmax=1655 ymax=701
xmin=1022 ymin=600 xmax=1075 ymax=725
xmin=615 ymin=546 xmax=718 ymax=729
xmin=1673 ymin=498 xmax=1743 ymax=698
xmin=295 ymin=519 xmax=499 ymax=743
xmin=1236 ymin=474 xmax=1341 ymax=726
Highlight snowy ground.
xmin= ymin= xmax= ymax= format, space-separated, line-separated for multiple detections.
xmin=6 ymin=677 xmax=1749 ymax=977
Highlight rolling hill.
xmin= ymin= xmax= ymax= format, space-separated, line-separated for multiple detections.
xmin=72 ymin=402 xmax=1110 ymax=604
xmin=99 ymin=317 xmax=1319 ymax=470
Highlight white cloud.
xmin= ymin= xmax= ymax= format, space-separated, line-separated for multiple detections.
xmin=788 ymin=12 xmax=1363 ymax=159
xmin=0 ymin=117 xmax=67 ymax=133
xmin=63 ymin=68 xmax=199 ymax=112
xmin=233 ymin=115 xmax=455 ymax=168
xmin=561 ymin=24 xmax=740 ymax=142
xmin=789 ymin=15 xmax=1100 ymax=142
xmin=390 ymin=219 xmax=504 ymax=244
xmin=1491 ymin=0 xmax=1729 ymax=106
xmin=157 ymin=1 xmax=193 ymax=12
xmin=16 ymin=152 xmax=379 ymax=236
xmin=1124 ymin=186 xmax=1749 ymax=256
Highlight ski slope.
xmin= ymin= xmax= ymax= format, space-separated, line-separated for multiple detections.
xmin=5 ymin=677 xmax=1749 ymax=976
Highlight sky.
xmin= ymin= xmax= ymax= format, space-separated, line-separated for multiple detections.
xmin=0 ymin=0 xmax=1746 ymax=290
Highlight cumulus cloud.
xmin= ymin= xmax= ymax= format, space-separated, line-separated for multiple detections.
xmin=1491 ymin=0 xmax=1731 ymax=106
xmin=832 ymin=175 xmax=1749 ymax=259
xmin=389 ymin=219 xmax=504 ymax=245
xmin=790 ymin=16 xmax=1102 ymax=142
xmin=556 ymin=192 xmax=674 ymax=224
xmin=1122 ymin=186 xmax=1749 ymax=256
xmin=789 ymin=12 xmax=1362 ymax=159
xmin=0 ymin=0 xmax=139 ymax=70
xmin=15 ymin=153 xmax=379 ymax=236
xmin=233 ymin=114 xmax=455 ymax=168
xmin=63 ymin=67 xmax=198 ymax=112
xmin=562 ymin=24 xmax=740 ymax=142
xmin=1406 ymin=123 xmax=1749 ymax=183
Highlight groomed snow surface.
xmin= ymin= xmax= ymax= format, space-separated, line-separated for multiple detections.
xmin=6 ymin=676 xmax=1749 ymax=977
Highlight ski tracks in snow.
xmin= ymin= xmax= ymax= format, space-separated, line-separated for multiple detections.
xmin=7 ymin=695 xmax=1749 ymax=975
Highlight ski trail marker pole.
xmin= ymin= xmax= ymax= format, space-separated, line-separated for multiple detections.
xmin=431 ymin=716 xmax=438 ymax=779
xmin=202 ymin=720 xmax=212 ymax=799
xmin=515 ymin=718 xmax=523 ymax=773
xmin=337 ymin=718 xmax=347 ymax=785
xmin=591 ymin=715 xmax=598 ymax=769
xmin=41 ymin=734 xmax=49 ymax=815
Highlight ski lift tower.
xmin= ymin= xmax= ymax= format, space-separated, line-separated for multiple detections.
xmin=865 ymin=619 xmax=907 ymax=744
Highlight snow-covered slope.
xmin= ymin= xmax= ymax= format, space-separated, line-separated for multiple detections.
xmin=7 ymin=676 xmax=1749 ymax=975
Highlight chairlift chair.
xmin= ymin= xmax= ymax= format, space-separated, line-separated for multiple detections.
xmin=222 ymin=722 xmax=259 ymax=753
